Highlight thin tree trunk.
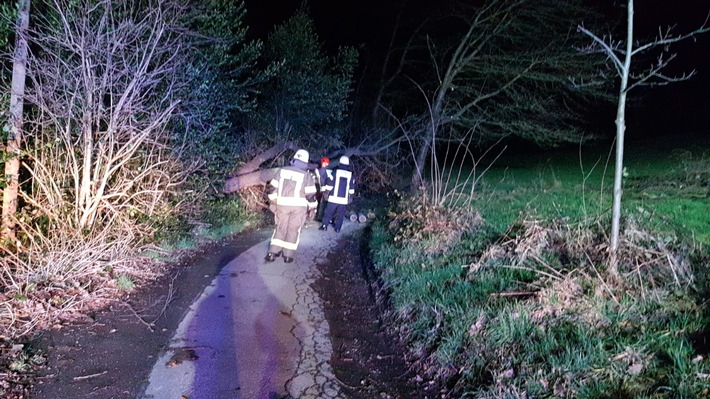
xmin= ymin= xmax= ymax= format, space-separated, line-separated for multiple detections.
xmin=610 ymin=0 xmax=634 ymax=271
xmin=79 ymin=109 xmax=94 ymax=229
xmin=410 ymin=75 xmax=447 ymax=192
xmin=1 ymin=0 xmax=30 ymax=241
xmin=410 ymin=135 xmax=431 ymax=190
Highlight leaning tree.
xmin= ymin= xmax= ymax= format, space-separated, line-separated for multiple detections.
xmin=375 ymin=0 xmax=613 ymax=191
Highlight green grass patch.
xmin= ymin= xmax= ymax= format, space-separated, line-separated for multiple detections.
xmin=116 ymin=274 xmax=136 ymax=292
xmin=475 ymin=139 xmax=709 ymax=247
xmin=368 ymin=136 xmax=710 ymax=398
xmin=148 ymin=196 xmax=262 ymax=258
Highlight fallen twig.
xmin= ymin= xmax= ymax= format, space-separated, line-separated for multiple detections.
xmin=489 ymin=291 xmax=535 ymax=298
xmin=121 ymin=270 xmax=179 ymax=331
xmin=72 ymin=370 xmax=107 ymax=381
xmin=122 ymin=302 xmax=155 ymax=332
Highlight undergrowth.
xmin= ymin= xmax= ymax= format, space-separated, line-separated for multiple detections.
xmin=368 ymin=145 xmax=710 ymax=398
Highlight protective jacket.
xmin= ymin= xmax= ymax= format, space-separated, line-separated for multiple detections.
xmin=267 ymin=159 xmax=317 ymax=258
xmin=315 ymin=167 xmax=332 ymax=190
xmin=268 ymin=160 xmax=318 ymax=208
xmin=322 ymin=164 xmax=355 ymax=205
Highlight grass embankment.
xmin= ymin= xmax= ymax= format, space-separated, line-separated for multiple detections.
xmin=369 ymin=138 xmax=710 ymax=398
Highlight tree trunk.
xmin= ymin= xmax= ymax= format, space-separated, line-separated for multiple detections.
xmin=78 ymin=108 xmax=94 ymax=229
xmin=223 ymin=168 xmax=279 ymax=194
xmin=236 ymin=141 xmax=298 ymax=175
xmin=410 ymin=135 xmax=431 ymax=190
xmin=223 ymin=138 xmax=406 ymax=193
xmin=222 ymin=141 xmax=299 ymax=194
xmin=1 ymin=0 xmax=30 ymax=241
xmin=609 ymin=0 xmax=634 ymax=271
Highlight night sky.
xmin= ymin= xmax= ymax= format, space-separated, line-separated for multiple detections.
xmin=245 ymin=0 xmax=710 ymax=142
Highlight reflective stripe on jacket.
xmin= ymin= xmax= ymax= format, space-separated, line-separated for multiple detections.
xmin=315 ymin=168 xmax=332 ymax=188
xmin=269 ymin=165 xmax=317 ymax=207
xmin=323 ymin=168 xmax=354 ymax=205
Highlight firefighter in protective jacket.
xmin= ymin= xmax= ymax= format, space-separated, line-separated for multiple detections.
xmin=314 ymin=157 xmax=332 ymax=221
xmin=265 ymin=149 xmax=318 ymax=263
xmin=319 ymin=155 xmax=355 ymax=233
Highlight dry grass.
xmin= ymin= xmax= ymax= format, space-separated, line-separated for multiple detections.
xmin=387 ymin=191 xmax=483 ymax=254
xmin=465 ymin=212 xmax=695 ymax=293
xmin=0 ymin=225 xmax=163 ymax=340
xmin=619 ymin=218 xmax=695 ymax=293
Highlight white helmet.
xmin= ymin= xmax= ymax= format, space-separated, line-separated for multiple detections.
xmin=339 ymin=155 xmax=350 ymax=165
xmin=293 ymin=149 xmax=309 ymax=163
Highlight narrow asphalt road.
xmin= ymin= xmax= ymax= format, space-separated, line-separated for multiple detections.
xmin=140 ymin=218 xmax=363 ymax=399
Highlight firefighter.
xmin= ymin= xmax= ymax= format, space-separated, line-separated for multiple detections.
xmin=319 ymin=155 xmax=355 ymax=233
xmin=314 ymin=157 xmax=332 ymax=221
xmin=265 ymin=149 xmax=318 ymax=263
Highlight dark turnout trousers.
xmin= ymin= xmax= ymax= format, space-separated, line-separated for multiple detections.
xmin=322 ymin=202 xmax=346 ymax=232
xmin=269 ymin=204 xmax=308 ymax=258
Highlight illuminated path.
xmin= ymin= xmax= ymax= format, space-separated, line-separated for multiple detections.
xmin=140 ymin=219 xmax=363 ymax=399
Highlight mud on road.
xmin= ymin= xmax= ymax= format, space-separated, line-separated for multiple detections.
xmin=314 ymin=229 xmax=439 ymax=399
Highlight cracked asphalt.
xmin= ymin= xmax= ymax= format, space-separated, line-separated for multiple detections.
xmin=140 ymin=219 xmax=363 ymax=399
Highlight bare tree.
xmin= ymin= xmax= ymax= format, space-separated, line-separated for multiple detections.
xmin=577 ymin=0 xmax=709 ymax=270
xmin=23 ymin=0 xmax=194 ymax=234
xmin=1 ymin=0 xmax=30 ymax=241
xmin=0 ymin=0 xmax=267 ymax=339
xmin=398 ymin=0 xmax=610 ymax=190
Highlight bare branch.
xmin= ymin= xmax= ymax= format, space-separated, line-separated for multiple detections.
xmin=24 ymin=0 xmax=193 ymax=231
xmin=577 ymin=25 xmax=625 ymax=74
xmin=631 ymin=15 xmax=710 ymax=56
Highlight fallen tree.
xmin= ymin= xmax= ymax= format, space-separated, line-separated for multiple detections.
xmin=223 ymin=141 xmax=300 ymax=193
xmin=222 ymin=131 xmax=406 ymax=194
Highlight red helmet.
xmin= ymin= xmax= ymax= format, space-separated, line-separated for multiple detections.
xmin=320 ymin=157 xmax=330 ymax=165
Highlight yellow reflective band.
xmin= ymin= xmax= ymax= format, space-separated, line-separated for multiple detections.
xmin=271 ymin=238 xmax=299 ymax=250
